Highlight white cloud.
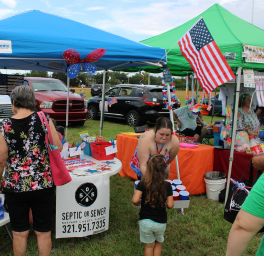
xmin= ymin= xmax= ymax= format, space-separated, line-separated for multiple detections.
xmin=90 ymin=0 xmax=264 ymax=41
xmin=86 ymin=7 xmax=105 ymax=11
xmin=0 ymin=0 xmax=16 ymax=8
xmin=40 ymin=0 xmax=51 ymax=8
xmin=0 ymin=8 xmax=13 ymax=19
xmin=219 ymin=0 xmax=238 ymax=4
xmin=93 ymin=2 xmax=206 ymax=38
xmin=55 ymin=7 xmax=85 ymax=17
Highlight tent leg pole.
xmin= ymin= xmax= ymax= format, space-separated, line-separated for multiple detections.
xmin=100 ymin=70 xmax=106 ymax=135
xmin=225 ymin=67 xmax=242 ymax=205
xmin=65 ymin=76 xmax=70 ymax=141
xmin=165 ymin=70 xmax=182 ymax=213
xmin=211 ymin=88 xmax=217 ymax=124
xmin=196 ymin=80 xmax=199 ymax=104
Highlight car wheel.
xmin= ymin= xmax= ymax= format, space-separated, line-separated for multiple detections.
xmin=126 ymin=110 xmax=141 ymax=127
xmin=88 ymin=105 xmax=98 ymax=120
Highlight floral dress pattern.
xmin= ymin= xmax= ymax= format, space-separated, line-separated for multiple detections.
xmin=0 ymin=112 xmax=53 ymax=193
xmin=237 ymin=108 xmax=260 ymax=132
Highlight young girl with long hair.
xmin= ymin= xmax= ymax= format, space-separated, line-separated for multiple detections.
xmin=132 ymin=154 xmax=174 ymax=256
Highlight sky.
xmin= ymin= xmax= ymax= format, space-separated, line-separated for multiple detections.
xmin=0 ymin=0 xmax=263 ymax=74
xmin=0 ymin=0 xmax=263 ymax=42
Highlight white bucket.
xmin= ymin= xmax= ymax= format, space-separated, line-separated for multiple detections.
xmin=204 ymin=177 xmax=226 ymax=201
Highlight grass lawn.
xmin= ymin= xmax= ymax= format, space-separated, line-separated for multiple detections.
xmin=0 ymin=91 xmax=262 ymax=255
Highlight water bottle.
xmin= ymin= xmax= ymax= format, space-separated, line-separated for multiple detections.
xmin=249 ymin=135 xmax=263 ymax=155
xmin=0 ymin=197 xmax=4 ymax=220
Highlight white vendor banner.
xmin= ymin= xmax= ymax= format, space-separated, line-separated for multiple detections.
xmin=243 ymin=45 xmax=264 ymax=63
xmin=56 ymin=175 xmax=110 ymax=238
xmin=244 ymin=69 xmax=255 ymax=88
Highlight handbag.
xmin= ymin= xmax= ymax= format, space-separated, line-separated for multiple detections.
xmin=221 ymin=158 xmax=264 ymax=232
xmin=37 ymin=111 xmax=72 ymax=186
xmin=224 ymin=178 xmax=251 ymax=223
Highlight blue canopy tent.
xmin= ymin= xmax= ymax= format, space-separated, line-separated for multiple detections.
xmin=0 ymin=10 xmax=166 ymax=71
xmin=0 ymin=10 xmax=167 ymax=136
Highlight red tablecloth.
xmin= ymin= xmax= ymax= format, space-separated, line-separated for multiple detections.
xmin=116 ymin=134 xmax=214 ymax=195
xmin=213 ymin=149 xmax=255 ymax=182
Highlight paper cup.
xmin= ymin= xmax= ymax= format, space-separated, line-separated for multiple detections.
xmin=165 ymin=179 xmax=173 ymax=184
xmin=173 ymin=179 xmax=182 ymax=186
xmin=173 ymin=191 xmax=180 ymax=201
xmin=171 ymin=185 xmax=176 ymax=191
xmin=180 ymin=191 xmax=189 ymax=200
xmin=176 ymin=185 xmax=186 ymax=192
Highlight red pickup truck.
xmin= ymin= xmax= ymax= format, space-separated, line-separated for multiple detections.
xmin=24 ymin=77 xmax=88 ymax=126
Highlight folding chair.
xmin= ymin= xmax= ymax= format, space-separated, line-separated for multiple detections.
xmin=134 ymin=124 xmax=149 ymax=133
xmin=202 ymin=134 xmax=214 ymax=145
xmin=0 ymin=194 xmax=13 ymax=251
xmin=56 ymin=125 xmax=65 ymax=137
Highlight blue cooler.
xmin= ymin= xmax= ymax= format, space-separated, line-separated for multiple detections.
xmin=214 ymin=126 xmax=223 ymax=147
xmin=259 ymin=130 xmax=264 ymax=140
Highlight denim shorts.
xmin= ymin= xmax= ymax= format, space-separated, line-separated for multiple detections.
xmin=140 ymin=219 xmax=166 ymax=243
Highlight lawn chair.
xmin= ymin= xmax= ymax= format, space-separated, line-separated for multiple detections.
xmin=0 ymin=194 xmax=13 ymax=251
xmin=134 ymin=124 xmax=149 ymax=133
xmin=202 ymin=128 xmax=214 ymax=145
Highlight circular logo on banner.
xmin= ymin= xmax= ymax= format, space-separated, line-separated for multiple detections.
xmin=75 ymin=183 xmax=98 ymax=207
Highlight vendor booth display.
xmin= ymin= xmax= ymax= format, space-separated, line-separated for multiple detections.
xmin=116 ymin=134 xmax=214 ymax=196
xmin=56 ymin=152 xmax=122 ymax=238
xmin=118 ymin=4 xmax=264 ymax=217
xmin=142 ymin=4 xmax=264 ymax=196
xmin=56 ymin=131 xmax=121 ymax=238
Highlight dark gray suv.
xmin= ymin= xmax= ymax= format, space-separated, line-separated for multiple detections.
xmin=87 ymin=84 xmax=181 ymax=126
xmin=91 ymin=84 xmax=110 ymax=97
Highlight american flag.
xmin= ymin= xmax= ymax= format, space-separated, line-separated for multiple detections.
xmin=0 ymin=74 xmax=24 ymax=95
xmin=139 ymin=92 xmax=147 ymax=101
xmin=178 ymin=18 xmax=235 ymax=93
xmin=111 ymin=96 xmax=117 ymax=104
xmin=107 ymin=97 xmax=117 ymax=107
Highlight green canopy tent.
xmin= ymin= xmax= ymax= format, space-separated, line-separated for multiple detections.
xmin=126 ymin=4 xmax=264 ymax=205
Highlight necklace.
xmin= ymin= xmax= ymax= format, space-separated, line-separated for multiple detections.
xmin=155 ymin=141 xmax=164 ymax=154
xmin=154 ymin=136 xmax=165 ymax=154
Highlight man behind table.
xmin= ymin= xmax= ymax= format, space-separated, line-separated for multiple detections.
xmin=173 ymin=106 xmax=207 ymax=143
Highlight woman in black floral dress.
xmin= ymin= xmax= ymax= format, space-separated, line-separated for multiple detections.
xmin=0 ymin=85 xmax=62 ymax=256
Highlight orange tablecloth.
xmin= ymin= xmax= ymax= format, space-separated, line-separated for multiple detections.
xmin=116 ymin=134 xmax=214 ymax=195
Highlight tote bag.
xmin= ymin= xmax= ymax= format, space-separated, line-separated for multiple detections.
xmin=222 ymin=159 xmax=264 ymax=232
xmin=37 ymin=112 xmax=72 ymax=186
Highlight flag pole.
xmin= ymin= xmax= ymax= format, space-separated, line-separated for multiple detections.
xmin=225 ymin=67 xmax=242 ymax=205
xmin=99 ymin=70 xmax=106 ymax=135
xmin=65 ymin=76 xmax=70 ymax=140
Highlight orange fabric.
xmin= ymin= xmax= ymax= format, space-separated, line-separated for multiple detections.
xmin=116 ymin=134 xmax=214 ymax=195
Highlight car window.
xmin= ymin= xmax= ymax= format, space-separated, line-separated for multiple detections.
xmin=24 ymin=80 xmax=29 ymax=86
xmin=118 ymin=88 xmax=132 ymax=96
xmin=148 ymin=89 xmax=173 ymax=101
xmin=92 ymin=84 xmax=102 ymax=89
xmin=105 ymin=88 xmax=118 ymax=97
xmin=30 ymin=80 xmax=67 ymax=92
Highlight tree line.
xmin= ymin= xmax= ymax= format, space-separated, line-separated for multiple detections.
xmin=19 ymin=70 xmax=200 ymax=90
